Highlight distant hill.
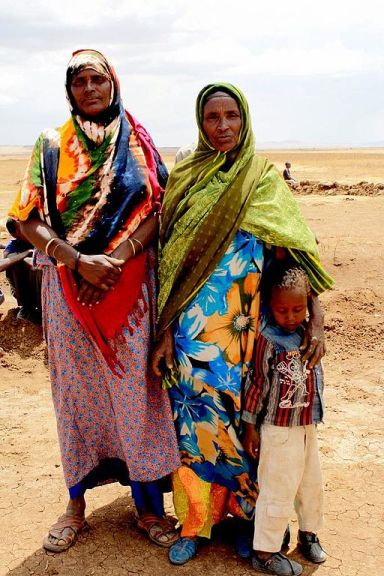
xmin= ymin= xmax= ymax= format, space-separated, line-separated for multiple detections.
xmin=0 ymin=145 xmax=33 ymax=156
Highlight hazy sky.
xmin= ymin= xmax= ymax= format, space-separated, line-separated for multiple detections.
xmin=1 ymin=0 xmax=383 ymax=147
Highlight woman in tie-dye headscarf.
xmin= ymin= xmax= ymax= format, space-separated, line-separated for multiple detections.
xmin=10 ymin=49 xmax=180 ymax=553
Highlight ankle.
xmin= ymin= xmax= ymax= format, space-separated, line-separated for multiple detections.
xmin=66 ymin=496 xmax=86 ymax=516
xmin=255 ymin=550 xmax=274 ymax=561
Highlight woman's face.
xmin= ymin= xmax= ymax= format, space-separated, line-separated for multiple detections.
xmin=70 ymin=68 xmax=112 ymax=117
xmin=202 ymin=95 xmax=241 ymax=152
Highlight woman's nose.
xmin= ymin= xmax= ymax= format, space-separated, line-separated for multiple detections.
xmin=84 ymin=80 xmax=96 ymax=92
xmin=217 ymin=117 xmax=229 ymax=130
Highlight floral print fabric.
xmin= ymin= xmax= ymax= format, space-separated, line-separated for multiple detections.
xmin=169 ymin=230 xmax=263 ymax=534
xmin=39 ymin=249 xmax=180 ymax=489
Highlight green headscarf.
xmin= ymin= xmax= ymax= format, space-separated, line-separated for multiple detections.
xmin=158 ymin=83 xmax=333 ymax=334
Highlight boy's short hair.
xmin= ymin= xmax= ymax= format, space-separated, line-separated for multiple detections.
xmin=262 ymin=261 xmax=310 ymax=302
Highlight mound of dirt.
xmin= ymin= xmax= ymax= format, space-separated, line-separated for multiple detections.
xmin=294 ymin=180 xmax=384 ymax=196
xmin=0 ymin=309 xmax=46 ymax=367
xmin=323 ymin=287 xmax=384 ymax=361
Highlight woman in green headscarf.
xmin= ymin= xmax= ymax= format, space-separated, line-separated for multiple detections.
xmin=152 ymin=83 xmax=333 ymax=565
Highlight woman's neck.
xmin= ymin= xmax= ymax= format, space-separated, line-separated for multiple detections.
xmin=221 ymin=149 xmax=239 ymax=171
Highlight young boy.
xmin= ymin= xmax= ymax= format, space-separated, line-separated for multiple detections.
xmin=2 ymin=217 xmax=42 ymax=323
xmin=243 ymin=263 xmax=326 ymax=576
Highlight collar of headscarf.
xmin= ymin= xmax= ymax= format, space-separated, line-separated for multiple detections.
xmin=157 ymin=83 xmax=333 ymax=334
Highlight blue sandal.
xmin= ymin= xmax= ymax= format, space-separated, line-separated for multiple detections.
xmin=169 ymin=537 xmax=198 ymax=565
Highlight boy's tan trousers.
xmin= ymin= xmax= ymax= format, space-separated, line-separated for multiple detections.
xmin=253 ymin=423 xmax=324 ymax=552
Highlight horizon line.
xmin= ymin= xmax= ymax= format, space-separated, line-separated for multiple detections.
xmin=1 ymin=144 xmax=384 ymax=151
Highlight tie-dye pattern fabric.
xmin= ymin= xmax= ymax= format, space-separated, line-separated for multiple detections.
xmin=38 ymin=248 xmax=180 ymax=489
xmin=169 ymin=230 xmax=262 ymax=537
xmin=9 ymin=49 xmax=169 ymax=369
xmin=10 ymin=49 xmax=167 ymax=256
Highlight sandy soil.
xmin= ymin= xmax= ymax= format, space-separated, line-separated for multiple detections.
xmin=1 ymin=150 xmax=383 ymax=576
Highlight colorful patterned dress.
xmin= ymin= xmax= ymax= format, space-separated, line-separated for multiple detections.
xmin=37 ymin=248 xmax=180 ymax=499
xmin=169 ymin=230 xmax=263 ymax=538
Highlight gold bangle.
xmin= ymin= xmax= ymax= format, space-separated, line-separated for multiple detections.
xmin=131 ymin=237 xmax=144 ymax=253
xmin=45 ymin=238 xmax=57 ymax=256
xmin=51 ymin=240 xmax=65 ymax=261
xmin=74 ymin=251 xmax=81 ymax=272
xmin=128 ymin=238 xmax=136 ymax=257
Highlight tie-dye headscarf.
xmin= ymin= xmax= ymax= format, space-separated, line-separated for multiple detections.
xmin=10 ymin=49 xmax=168 ymax=372
xmin=11 ymin=49 xmax=167 ymax=256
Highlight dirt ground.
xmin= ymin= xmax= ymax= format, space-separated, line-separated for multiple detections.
xmin=0 ymin=149 xmax=383 ymax=576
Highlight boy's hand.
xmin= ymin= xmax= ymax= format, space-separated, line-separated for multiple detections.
xmin=243 ymin=423 xmax=260 ymax=460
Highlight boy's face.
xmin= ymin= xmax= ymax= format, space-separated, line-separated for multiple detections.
xmin=270 ymin=287 xmax=307 ymax=332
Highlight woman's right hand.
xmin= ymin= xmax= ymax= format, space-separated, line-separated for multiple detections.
xmin=77 ymin=254 xmax=124 ymax=290
xmin=152 ymin=327 xmax=175 ymax=376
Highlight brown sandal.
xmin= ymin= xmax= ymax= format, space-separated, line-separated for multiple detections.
xmin=43 ymin=513 xmax=88 ymax=553
xmin=137 ymin=513 xmax=179 ymax=548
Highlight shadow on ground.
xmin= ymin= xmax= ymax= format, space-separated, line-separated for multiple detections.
xmin=6 ymin=496 xmax=321 ymax=576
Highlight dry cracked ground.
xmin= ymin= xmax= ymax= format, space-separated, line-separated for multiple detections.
xmin=1 ymin=171 xmax=383 ymax=576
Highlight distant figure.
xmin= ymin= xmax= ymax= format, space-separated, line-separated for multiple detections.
xmin=283 ymin=161 xmax=298 ymax=188
xmin=175 ymin=142 xmax=197 ymax=164
xmin=1 ymin=218 xmax=42 ymax=323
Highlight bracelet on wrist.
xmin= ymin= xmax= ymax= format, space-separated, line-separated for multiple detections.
xmin=45 ymin=237 xmax=57 ymax=256
xmin=51 ymin=240 xmax=67 ymax=261
xmin=74 ymin=251 xmax=81 ymax=272
xmin=131 ymin=237 xmax=144 ymax=253
xmin=128 ymin=238 xmax=136 ymax=257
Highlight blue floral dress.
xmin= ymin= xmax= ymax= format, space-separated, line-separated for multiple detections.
xmin=169 ymin=230 xmax=264 ymax=538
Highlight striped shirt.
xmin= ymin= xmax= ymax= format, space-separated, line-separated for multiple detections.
xmin=242 ymin=323 xmax=324 ymax=427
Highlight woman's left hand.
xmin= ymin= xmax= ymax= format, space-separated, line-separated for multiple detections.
xmin=77 ymin=280 xmax=105 ymax=307
xmin=300 ymin=295 xmax=326 ymax=368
